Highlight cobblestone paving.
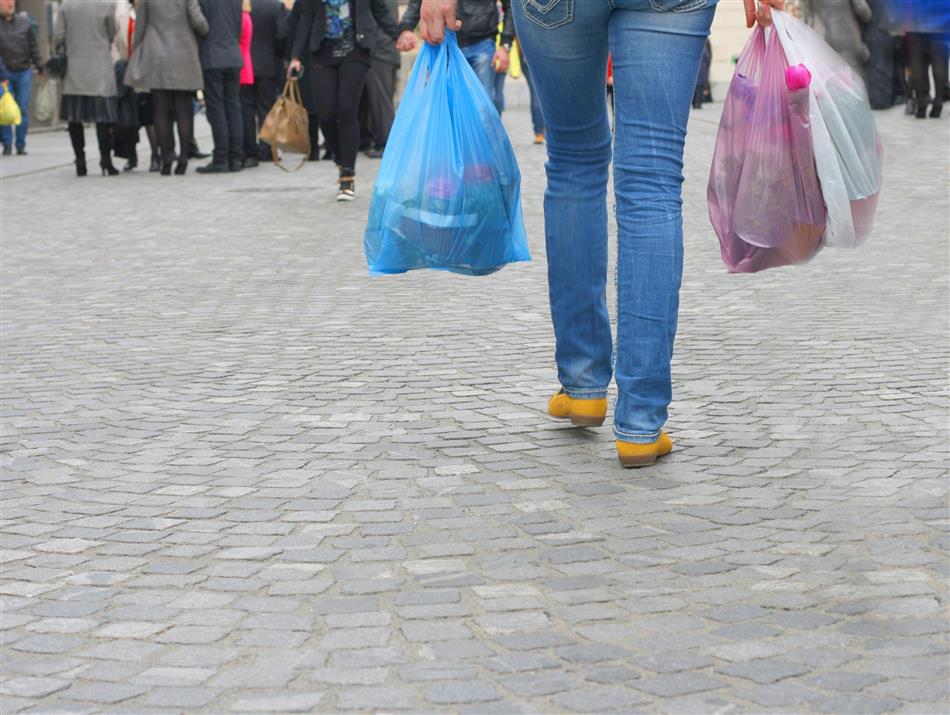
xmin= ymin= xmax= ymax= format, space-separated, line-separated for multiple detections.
xmin=1 ymin=104 xmax=948 ymax=714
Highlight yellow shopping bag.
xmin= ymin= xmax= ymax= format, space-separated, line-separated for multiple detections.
xmin=0 ymin=82 xmax=22 ymax=126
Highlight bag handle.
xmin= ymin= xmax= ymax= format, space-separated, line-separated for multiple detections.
xmin=271 ymin=142 xmax=309 ymax=172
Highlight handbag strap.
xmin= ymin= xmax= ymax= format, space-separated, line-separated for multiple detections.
xmin=271 ymin=142 xmax=309 ymax=173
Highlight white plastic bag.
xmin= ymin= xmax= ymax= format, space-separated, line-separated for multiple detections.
xmin=34 ymin=79 xmax=55 ymax=124
xmin=772 ymin=10 xmax=883 ymax=248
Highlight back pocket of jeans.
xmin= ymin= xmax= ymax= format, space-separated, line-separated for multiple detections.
xmin=650 ymin=0 xmax=709 ymax=12
xmin=521 ymin=0 xmax=574 ymax=29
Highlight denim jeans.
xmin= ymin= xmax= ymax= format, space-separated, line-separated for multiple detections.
xmin=460 ymin=37 xmax=497 ymax=109
xmin=520 ymin=52 xmax=544 ymax=135
xmin=0 ymin=68 xmax=32 ymax=150
xmin=511 ymin=0 xmax=716 ymax=443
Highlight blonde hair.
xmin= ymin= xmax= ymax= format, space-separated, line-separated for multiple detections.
xmin=242 ymin=0 xmax=251 ymax=12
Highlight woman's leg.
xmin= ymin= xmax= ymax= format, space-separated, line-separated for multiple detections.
xmin=510 ymin=0 xmax=614 ymax=402
xmin=609 ymin=2 xmax=715 ymax=443
xmin=95 ymin=123 xmax=114 ymax=162
xmin=928 ymin=34 xmax=948 ymax=116
xmin=906 ymin=33 xmax=930 ymax=116
xmin=333 ymin=57 xmax=371 ymax=173
xmin=311 ymin=61 xmax=342 ymax=165
xmin=67 ymin=122 xmax=85 ymax=160
xmin=150 ymin=89 xmax=174 ymax=164
xmin=172 ymin=90 xmax=194 ymax=164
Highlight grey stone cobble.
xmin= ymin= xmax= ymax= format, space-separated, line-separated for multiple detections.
xmin=1 ymin=100 xmax=947 ymax=714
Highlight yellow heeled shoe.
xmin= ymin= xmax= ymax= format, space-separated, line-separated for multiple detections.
xmin=548 ymin=389 xmax=607 ymax=427
xmin=616 ymin=432 xmax=673 ymax=468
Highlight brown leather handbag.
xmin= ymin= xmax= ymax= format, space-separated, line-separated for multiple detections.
xmin=259 ymin=78 xmax=311 ymax=172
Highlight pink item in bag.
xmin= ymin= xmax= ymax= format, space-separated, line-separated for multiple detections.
xmin=785 ymin=63 xmax=811 ymax=91
xmin=707 ymin=27 xmax=826 ymax=273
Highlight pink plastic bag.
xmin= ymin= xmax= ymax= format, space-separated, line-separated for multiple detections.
xmin=707 ymin=27 xmax=827 ymax=273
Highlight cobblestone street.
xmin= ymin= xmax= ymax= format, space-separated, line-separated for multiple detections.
xmin=1 ymin=103 xmax=948 ymax=715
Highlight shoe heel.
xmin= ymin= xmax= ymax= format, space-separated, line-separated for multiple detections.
xmin=570 ymin=414 xmax=607 ymax=427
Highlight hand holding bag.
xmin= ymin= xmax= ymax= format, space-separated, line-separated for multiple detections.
xmin=0 ymin=82 xmax=22 ymax=126
xmin=259 ymin=77 xmax=310 ymax=172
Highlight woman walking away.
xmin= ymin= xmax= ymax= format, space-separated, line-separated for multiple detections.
xmin=55 ymin=0 xmax=120 ymax=177
xmin=125 ymin=0 xmax=208 ymax=175
xmin=419 ymin=0 xmax=784 ymax=468
xmin=288 ymin=0 xmax=404 ymax=201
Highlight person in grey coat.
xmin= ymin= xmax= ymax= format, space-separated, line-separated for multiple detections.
xmin=54 ymin=0 xmax=119 ymax=176
xmin=125 ymin=0 xmax=208 ymax=175
xmin=196 ymin=0 xmax=244 ymax=173
xmin=360 ymin=0 xmax=399 ymax=158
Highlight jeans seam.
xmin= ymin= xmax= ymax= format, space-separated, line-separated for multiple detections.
xmin=562 ymin=385 xmax=608 ymax=398
xmin=616 ymin=427 xmax=661 ymax=440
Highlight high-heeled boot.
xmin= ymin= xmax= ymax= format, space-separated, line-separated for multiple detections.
xmin=96 ymin=123 xmax=119 ymax=176
xmin=68 ymin=123 xmax=87 ymax=177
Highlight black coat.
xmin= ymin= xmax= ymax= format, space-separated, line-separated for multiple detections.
xmin=250 ymin=0 xmax=288 ymax=79
xmin=198 ymin=0 xmax=242 ymax=70
xmin=291 ymin=0 xmax=400 ymax=60
xmin=364 ymin=0 xmax=399 ymax=66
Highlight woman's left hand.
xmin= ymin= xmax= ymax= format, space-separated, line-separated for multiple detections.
xmin=755 ymin=0 xmax=785 ymax=27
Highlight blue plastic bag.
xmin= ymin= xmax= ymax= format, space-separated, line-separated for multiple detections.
xmin=364 ymin=31 xmax=530 ymax=276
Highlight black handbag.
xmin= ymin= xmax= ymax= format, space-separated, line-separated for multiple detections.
xmin=46 ymin=52 xmax=67 ymax=78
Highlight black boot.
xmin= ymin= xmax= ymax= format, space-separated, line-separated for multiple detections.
xmin=931 ymin=103 xmax=943 ymax=118
xmin=96 ymin=123 xmax=119 ymax=175
xmin=149 ymin=151 xmax=160 ymax=172
xmin=68 ymin=123 xmax=87 ymax=177
xmin=123 ymin=153 xmax=137 ymax=172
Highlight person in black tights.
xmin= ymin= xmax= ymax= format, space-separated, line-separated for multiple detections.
xmin=907 ymin=33 xmax=948 ymax=118
xmin=288 ymin=0 xmax=404 ymax=201
xmin=54 ymin=0 xmax=120 ymax=177
xmin=124 ymin=0 xmax=209 ymax=174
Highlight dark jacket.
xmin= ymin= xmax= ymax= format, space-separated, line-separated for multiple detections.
xmin=366 ymin=0 xmax=399 ymax=65
xmin=0 ymin=11 xmax=43 ymax=71
xmin=199 ymin=0 xmax=242 ymax=70
xmin=399 ymin=0 xmax=513 ymax=49
xmin=291 ymin=0 xmax=400 ymax=60
xmin=250 ymin=0 xmax=288 ymax=79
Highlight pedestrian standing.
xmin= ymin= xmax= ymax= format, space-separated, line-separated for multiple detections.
xmin=197 ymin=0 xmax=244 ymax=173
xmin=55 ymin=0 xmax=120 ymax=177
xmin=287 ymin=0 xmax=404 ymax=201
xmin=396 ymin=0 xmax=513 ymax=109
xmin=890 ymin=0 xmax=950 ymax=118
xmin=248 ymin=0 xmax=288 ymax=161
xmin=361 ymin=0 xmax=399 ymax=158
xmin=0 ymin=0 xmax=44 ymax=156
xmin=239 ymin=0 xmax=258 ymax=167
xmin=125 ymin=0 xmax=208 ymax=175
xmin=419 ymin=0 xmax=789 ymax=467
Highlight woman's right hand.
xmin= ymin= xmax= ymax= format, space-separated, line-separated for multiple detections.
xmin=755 ymin=0 xmax=785 ymax=27
xmin=419 ymin=0 xmax=461 ymax=45
xmin=287 ymin=57 xmax=302 ymax=78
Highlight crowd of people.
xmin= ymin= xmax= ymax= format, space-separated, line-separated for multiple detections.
xmin=0 ymin=0 xmax=544 ymax=201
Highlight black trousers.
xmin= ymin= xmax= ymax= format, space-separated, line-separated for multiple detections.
xmin=151 ymin=89 xmax=193 ymax=165
xmin=241 ymin=78 xmax=280 ymax=159
xmin=311 ymin=52 xmax=371 ymax=172
xmin=907 ymin=33 xmax=948 ymax=109
xmin=364 ymin=58 xmax=397 ymax=147
xmin=203 ymin=68 xmax=242 ymax=165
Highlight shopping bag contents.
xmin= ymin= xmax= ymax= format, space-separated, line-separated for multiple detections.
xmin=707 ymin=10 xmax=883 ymax=273
xmin=364 ymin=31 xmax=530 ymax=276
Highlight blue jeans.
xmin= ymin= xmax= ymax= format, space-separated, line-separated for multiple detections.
xmin=520 ymin=52 xmax=544 ymax=135
xmin=460 ymin=37 xmax=497 ymax=109
xmin=512 ymin=0 xmax=716 ymax=443
xmin=1 ymin=68 xmax=32 ymax=150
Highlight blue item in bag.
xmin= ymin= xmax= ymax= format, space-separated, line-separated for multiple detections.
xmin=364 ymin=31 xmax=530 ymax=276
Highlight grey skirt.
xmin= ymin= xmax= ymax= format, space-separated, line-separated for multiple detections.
xmin=60 ymin=94 xmax=119 ymax=124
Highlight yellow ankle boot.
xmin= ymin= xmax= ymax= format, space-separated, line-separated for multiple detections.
xmin=548 ymin=389 xmax=607 ymax=427
xmin=616 ymin=432 xmax=673 ymax=468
